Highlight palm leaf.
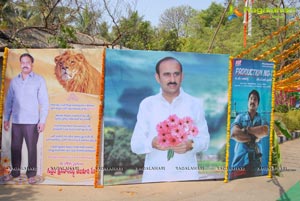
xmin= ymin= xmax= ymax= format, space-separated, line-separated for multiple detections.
xmin=274 ymin=120 xmax=292 ymax=139
xmin=272 ymin=129 xmax=281 ymax=176
xmin=272 ymin=120 xmax=292 ymax=176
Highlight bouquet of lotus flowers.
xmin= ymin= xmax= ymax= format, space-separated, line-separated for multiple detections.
xmin=156 ymin=114 xmax=199 ymax=160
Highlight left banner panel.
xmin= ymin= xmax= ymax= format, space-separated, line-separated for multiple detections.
xmin=0 ymin=49 xmax=104 ymax=186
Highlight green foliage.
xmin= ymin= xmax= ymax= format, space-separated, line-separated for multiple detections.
xmin=272 ymin=129 xmax=281 ymax=176
xmin=276 ymin=110 xmax=300 ymax=132
xmin=98 ymin=22 xmax=111 ymax=41
xmin=104 ymin=173 xmax=141 ymax=185
xmin=49 ymin=25 xmax=77 ymax=48
xmin=159 ymin=5 xmax=197 ymax=37
xmin=0 ymin=0 xmax=37 ymax=28
xmin=200 ymin=2 xmax=225 ymax=27
xmin=153 ymin=29 xmax=182 ymax=51
xmin=217 ymin=143 xmax=226 ymax=162
xmin=274 ymin=120 xmax=292 ymax=138
xmin=2 ymin=1 xmax=299 ymax=57
xmin=285 ymin=111 xmax=300 ymax=131
xmin=114 ymin=11 xmax=155 ymax=50
xmin=199 ymin=160 xmax=225 ymax=171
xmin=272 ymin=119 xmax=292 ymax=176
xmin=104 ymin=126 xmax=144 ymax=175
xmin=75 ymin=4 xmax=101 ymax=35
xmin=275 ymin=105 xmax=289 ymax=113
xmin=124 ymin=169 xmax=138 ymax=176
xmin=75 ymin=5 xmax=93 ymax=34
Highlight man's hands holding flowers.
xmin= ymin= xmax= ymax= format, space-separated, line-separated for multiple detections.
xmin=153 ymin=114 xmax=198 ymax=160
xmin=152 ymin=137 xmax=193 ymax=154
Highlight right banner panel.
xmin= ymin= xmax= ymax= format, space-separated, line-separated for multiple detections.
xmin=226 ymin=58 xmax=274 ymax=181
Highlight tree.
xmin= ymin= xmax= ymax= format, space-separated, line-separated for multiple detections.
xmin=159 ymin=5 xmax=197 ymax=38
xmin=180 ymin=2 xmax=225 ymax=53
xmin=104 ymin=126 xmax=144 ymax=174
xmin=99 ymin=21 xmax=111 ymax=41
xmin=153 ymin=28 xmax=182 ymax=51
xmin=0 ymin=0 xmax=42 ymax=29
xmin=199 ymin=2 xmax=225 ymax=28
xmin=112 ymin=11 xmax=155 ymax=49
xmin=217 ymin=144 xmax=226 ymax=162
xmin=1 ymin=0 xmax=299 ymax=54
xmin=0 ymin=0 xmax=122 ymax=48
xmin=75 ymin=4 xmax=101 ymax=35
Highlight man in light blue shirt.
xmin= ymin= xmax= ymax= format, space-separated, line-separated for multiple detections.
xmin=3 ymin=53 xmax=49 ymax=184
xmin=230 ymin=90 xmax=269 ymax=179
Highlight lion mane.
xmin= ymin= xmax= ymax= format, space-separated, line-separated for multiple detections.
xmin=54 ymin=51 xmax=101 ymax=95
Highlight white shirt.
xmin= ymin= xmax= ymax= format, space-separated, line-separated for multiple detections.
xmin=131 ymin=88 xmax=210 ymax=183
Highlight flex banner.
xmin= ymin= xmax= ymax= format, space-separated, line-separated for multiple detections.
xmin=2 ymin=49 xmax=274 ymax=186
xmin=225 ymin=58 xmax=275 ymax=181
xmin=97 ymin=49 xmax=229 ymax=186
xmin=0 ymin=49 xmax=104 ymax=186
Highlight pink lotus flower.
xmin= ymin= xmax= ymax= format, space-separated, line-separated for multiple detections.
xmin=156 ymin=114 xmax=199 ymax=160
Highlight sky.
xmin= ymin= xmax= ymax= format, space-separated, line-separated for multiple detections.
xmin=135 ymin=0 xmax=226 ymax=26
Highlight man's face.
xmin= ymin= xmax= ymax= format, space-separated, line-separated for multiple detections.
xmin=248 ymin=93 xmax=259 ymax=112
xmin=20 ymin=56 xmax=33 ymax=75
xmin=155 ymin=59 xmax=183 ymax=98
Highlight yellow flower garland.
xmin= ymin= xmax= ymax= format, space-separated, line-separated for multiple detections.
xmin=272 ymin=42 xmax=300 ymax=63
xmin=276 ymin=80 xmax=300 ymax=91
xmin=276 ymin=74 xmax=300 ymax=86
xmin=275 ymin=59 xmax=300 ymax=77
xmin=254 ymin=31 xmax=300 ymax=61
xmin=268 ymin=63 xmax=276 ymax=178
xmin=236 ymin=18 xmax=299 ymax=59
xmin=94 ymin=47 xmax=106 ymax=188
xmin=0 ymin=47 xmax=9 ymax=137
xmin=224 ymin=56 xmax=233 ymax=183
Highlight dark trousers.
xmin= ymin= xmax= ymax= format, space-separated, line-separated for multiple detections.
xmin=11 ymin=124 xmax=39 ymax=178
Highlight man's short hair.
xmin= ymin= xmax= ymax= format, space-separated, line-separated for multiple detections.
xmin=248 ymin=89 xmax=260 ymax=104
xmin=20 ymin=53 xmax=34 ymax=63
xmin=155 ymin=56 xmax=182 ymax=74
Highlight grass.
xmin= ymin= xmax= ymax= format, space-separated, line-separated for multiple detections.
xmin=104 ymin=160 xmax=226 ymax=185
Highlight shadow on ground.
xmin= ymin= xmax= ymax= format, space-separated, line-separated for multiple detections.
xmin=0 ymin=184 xmax=39 ymax=201
xmin=270 ymin=176 xmax=290 ymax=200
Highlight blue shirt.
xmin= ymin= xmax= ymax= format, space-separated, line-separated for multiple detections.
xmin=230 ymin=112 xmax=268 ymax=170
xmin=4 ymin=72 xmax=49 ymax=124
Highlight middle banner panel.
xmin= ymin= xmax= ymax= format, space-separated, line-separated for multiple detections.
xmin=100 ymin=49 xmax=229 ymax=185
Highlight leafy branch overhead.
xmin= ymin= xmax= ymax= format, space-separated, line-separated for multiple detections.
xmin=0 ymin=0 xmax=299 ymax=53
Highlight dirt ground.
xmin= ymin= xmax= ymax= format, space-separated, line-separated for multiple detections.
xmin=0 ymin=139 xmax=299 ymax=201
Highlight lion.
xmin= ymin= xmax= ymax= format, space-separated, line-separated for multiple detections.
xmin=54 ymin=51 xmax=101 ymax=95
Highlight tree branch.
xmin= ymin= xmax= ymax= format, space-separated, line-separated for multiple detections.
xmin=103 ymin=0 xmax=122 ymax=46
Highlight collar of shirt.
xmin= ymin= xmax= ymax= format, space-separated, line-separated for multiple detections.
xmin=158 ymin=87 xmax=185 ymax=104
xmin=245 ymin=112 xmax=262 ymax=126
xmin=17 ymin=71 xmax=34 ymax=80
xmin=246 ymin=111 xmax=259 ymax=119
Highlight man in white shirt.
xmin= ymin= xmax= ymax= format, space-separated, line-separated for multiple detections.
xmin=131 ymin=56 xmax=210 ymax=183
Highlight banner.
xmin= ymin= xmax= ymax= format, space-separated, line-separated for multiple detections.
xmin=97 ymin=49 xmax=229 ymax=186
xmin=0 ymin=49 xmax=104 ymax=185
xmin=226 ymin=58 xmax=274 ymax=181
